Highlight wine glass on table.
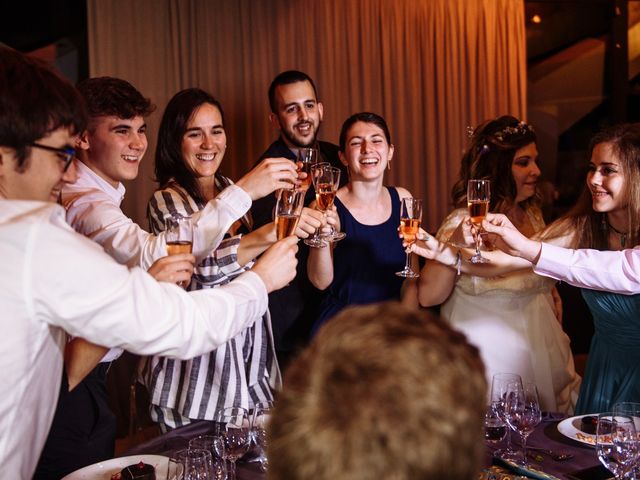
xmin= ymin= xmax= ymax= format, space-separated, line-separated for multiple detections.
xmin=504 ymin=381 xmax=541 ymax=467
xmin=490 ymin=373 xmax=522 ymax=460
xmin=275 ymin=188 xmax=305 ymax=240
xmin=484 ymin=402 xmax=507 ymax=448
xmin=251 ymin=401 xmax=273 ymax=472
xmin=215 ymin=407 xmax=251 ymax=480
xmin=297 ymin=147 xmax=320 ymax=191
xmin=165 ymin=214 xmax=194 ymax=288
xmin=189 ymin=435 xmax=227 ymax=480
xmin=467 ymin=179 xmax=490 ymax=263
xmin=613 ymin=402 xmax=640 ymax=478
xmin=395 ymin=198 xmax=423 ymax=278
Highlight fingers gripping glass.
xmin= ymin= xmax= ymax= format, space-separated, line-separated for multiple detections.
xmin=29 ymin=142 xmax=76 ymax=172
xmin=396 ymin=198 xmax=422 ymax=278
xmin=467 ymin=179 xmax=490 ymax=264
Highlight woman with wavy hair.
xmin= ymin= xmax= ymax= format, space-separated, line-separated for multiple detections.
xmin=417 ymin=115 xmax=580 ymax=413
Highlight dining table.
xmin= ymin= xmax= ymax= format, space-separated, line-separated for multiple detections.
xmin=124 ymin=412 xmax=608 ymax=480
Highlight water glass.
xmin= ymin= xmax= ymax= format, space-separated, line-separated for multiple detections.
xmin=504 ymin=381 xmax=541 ymax=467
xmin=188 ymin=435 xmax=227 ymax=480
xmin=490 ymin=373 xmax=522 ymax=460
xmin=215 ymin=407 xmax=251 ymax=480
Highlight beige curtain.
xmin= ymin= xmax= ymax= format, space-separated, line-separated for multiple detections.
xmin=87 ymin=0 xmax=526 ymax=232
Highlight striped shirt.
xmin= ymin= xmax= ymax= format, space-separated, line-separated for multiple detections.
xmin=140 ymin=178 xmax=281 ymax=431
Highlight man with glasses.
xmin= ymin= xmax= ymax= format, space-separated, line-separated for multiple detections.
xmin=0 ymin=47 xmax=298 ymax=478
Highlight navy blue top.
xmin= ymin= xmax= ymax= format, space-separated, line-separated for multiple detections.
xmin=311 ymin=186 xmax=407 ymax=336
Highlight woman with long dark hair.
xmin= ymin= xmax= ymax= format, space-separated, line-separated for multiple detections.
xmin=416 ymin=115 xmax=580 ymax=413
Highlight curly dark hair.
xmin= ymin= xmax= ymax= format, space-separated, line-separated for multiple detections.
xmin=451 ymin=115 xmax=537 ymax=212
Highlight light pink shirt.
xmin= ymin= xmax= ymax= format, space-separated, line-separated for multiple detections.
xmin=535 ymin=243 xmax=640 ymax=294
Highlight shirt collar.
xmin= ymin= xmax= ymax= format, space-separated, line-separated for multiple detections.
xmin=74 ymin=160 xmax=126 ymax=206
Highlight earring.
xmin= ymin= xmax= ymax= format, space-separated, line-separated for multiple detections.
xmin=387 ymin=160 xmax=391 ymax=171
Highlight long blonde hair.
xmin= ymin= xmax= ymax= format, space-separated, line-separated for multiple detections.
xmin=542 ymin=123 xmax=640 ymax=250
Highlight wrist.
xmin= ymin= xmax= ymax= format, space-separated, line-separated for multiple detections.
xmin=521 ymin=239 xmax=543 ymax=264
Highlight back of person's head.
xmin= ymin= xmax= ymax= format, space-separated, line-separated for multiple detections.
xmin=268 ymin=302 xmax=487 ymax=480
xmin=0 ymin=46 xmax=86 ymax=169
xmin=268 ymin=70 xmax=318 ymax=113
xmin=452 ymin=115 xmax=537 ymax=212
xmin=76 ymin=76 xmax=155 ymax=127
xmin=338 ymin=112 xmax=392 ymax=152
xmin=154 ymin=87 xmax=224 ymax=202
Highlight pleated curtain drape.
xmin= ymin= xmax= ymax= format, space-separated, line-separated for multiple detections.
xmin=87 ymin=0 xmax=526 ymax=231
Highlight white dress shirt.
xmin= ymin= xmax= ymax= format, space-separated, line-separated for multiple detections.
xmin=61 ymin=160 xmax=252 ymax=270
xmin=0 ymin=200 xmax=268 ymax=478
xmin=535 ymin=242 xmax=640 ymax=294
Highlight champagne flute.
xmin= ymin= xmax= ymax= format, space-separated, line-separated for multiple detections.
xmin=304 ymin=163 xmax=330 ymax=248
xmin=395 ymin=197 xmax=423 ymax=278
xmin=298 ymin=147 xmax=319 ymax=191
xmin=504 ymin=381 xmax=541 ymax=467
xmin=467 ymin=179 xmax=490 ymax=264
xmin=316 ymin=165 xmax=345 ymax=242
xmin=165 ymin=215 xmax=194 ymax=288
xmin=215 ymin=407 xmax=251 ymax=480
xmin=490 ymin=373 xmax=522 ymax=460
xmin=275 ymin=188 xmax=305 ymax=240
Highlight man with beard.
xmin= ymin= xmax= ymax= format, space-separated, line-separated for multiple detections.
xmin=250 ymin=71 xmax=347 ymax=369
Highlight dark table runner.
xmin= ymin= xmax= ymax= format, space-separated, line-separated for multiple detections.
xmin=126 ymin=415 xmax=602 ymax=480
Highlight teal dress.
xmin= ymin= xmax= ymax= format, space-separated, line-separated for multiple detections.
xmin=575 ymin=289 xmax=640 ymax=414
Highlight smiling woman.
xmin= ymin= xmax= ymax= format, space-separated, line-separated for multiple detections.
xmin=416 ymin=115 xmax=581 ymax=414
xmin=306 ymin=111 xmax=418 ymax=336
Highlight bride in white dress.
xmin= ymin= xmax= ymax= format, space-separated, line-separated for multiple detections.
xmin=418 ymin=116 xmax=580 ymax=413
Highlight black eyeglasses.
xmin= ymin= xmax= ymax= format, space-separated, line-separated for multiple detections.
xmin=29 ymin=142 xmax=76 ymax=172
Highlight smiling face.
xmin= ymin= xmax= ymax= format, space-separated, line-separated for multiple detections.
xmin=79 ymin=115 xmax=147 ymax=188
xmin=339 ymin=121 xmax=394 ymax=180
xmin=270 ymin=80 xmax=324 ymax=149
xmin=181 ymin=103 xmax=226 ymax=181
xmin=588 ymin=142 xmax=628 ymax=214
xmin=0 ymin=126 xmax=78 ymax=202
xmin=511 ymin=142 xmax=541 ymax=203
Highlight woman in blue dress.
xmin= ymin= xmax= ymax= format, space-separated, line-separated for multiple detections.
xmin=307 ymin=112 xmax=418 ymax=335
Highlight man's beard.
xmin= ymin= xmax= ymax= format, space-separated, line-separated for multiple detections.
xmin=281 ymin=120 xmax=321 ymax=148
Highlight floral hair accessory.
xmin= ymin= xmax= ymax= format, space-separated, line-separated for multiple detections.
xmin=494 ymin=121 xmax=534 ymax=142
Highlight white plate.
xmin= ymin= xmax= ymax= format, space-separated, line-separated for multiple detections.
xmin=61 ymin=454 xmax=180 ymax=480
xmin=557 ymin=413 xmax=601 ymax=446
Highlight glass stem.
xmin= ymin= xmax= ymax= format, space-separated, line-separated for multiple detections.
xmin=229 ymin=459 xmax=237 ymax=480
xmin=475 ymin=230 xmax=482 ymax=256
xmin=522 ymin=434 xmax=528 ymax=466
xmin=404 ymin=252 xmax=412 ymax=272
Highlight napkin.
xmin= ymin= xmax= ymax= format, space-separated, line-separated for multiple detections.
xmin=493 ymin=456 xmax=563 ymax=480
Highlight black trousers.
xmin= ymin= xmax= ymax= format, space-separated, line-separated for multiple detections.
xmin=33 ymin=363 xmax=116 ymax=479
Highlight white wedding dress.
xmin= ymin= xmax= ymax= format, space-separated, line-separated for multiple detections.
xmin=437 ymin=208 xmax=580 ymax=413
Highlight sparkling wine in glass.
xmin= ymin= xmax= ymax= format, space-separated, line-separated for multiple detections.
xmin=395 ymin=197 xmax=422 ymax=278
xmin=504 ymin=381 xmax=541 ymax=467
xmin=317 ymin=166 xmax=345 ymax=242
xmin=165 ymin=215 xmax=194 ymax=288
xmin=304 ymin=163 xmax=330 ymax=248
xmin=467 ymin=179 xmax=490 ymax=264
xmin=490 ymin=373 xmax=522 ymax=460
xmin=275 ymin=188 xmax=305 ymax=240
xmin=215 ymin=407 xmax=251 ymax=480
xmin=298 ymin=147 xmax=319 ymax=191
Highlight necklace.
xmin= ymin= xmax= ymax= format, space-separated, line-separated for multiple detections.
xmin=607 ymin=220 xmax=628 ymax=248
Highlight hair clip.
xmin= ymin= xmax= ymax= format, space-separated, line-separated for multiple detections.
xmin=466 ymin=126 xmax=475 ymax=138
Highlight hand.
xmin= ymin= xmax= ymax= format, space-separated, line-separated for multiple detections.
xmin=147 ymin=253 xmax=195 ymax=286
xmin=319 ymin=207 xmax=340 ymax=236
xmin=236 ymin=157 xmax=299 ymax=200
xmin=295 ymin=207 xmax=323 ymax=239
xmin=481 ymin=213 xmax=542 ymax=262
xmin=252 ymin=236 xmax=299 ymax=292
xmin=408 ymin=229 xmax=446 ymax=260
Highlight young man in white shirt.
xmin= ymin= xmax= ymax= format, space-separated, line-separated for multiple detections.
xmin=0 ymin=47 xmax=298 ymax=479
